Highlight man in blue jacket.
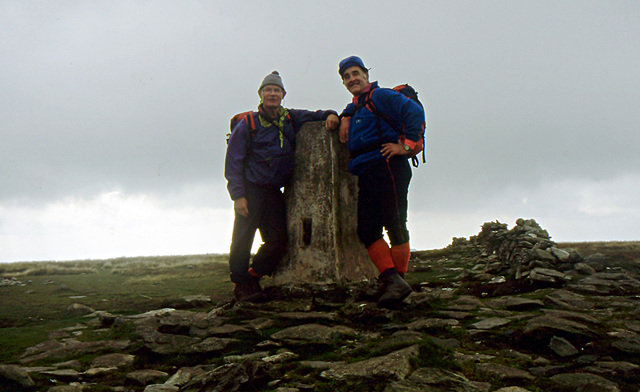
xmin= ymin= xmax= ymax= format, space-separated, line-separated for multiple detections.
xmin=337 ymin=56 xmax=426 ymax=308
xmin=225 ymin=71 xmax=339 ymax=302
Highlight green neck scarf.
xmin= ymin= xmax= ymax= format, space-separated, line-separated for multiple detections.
xmin=258 ymin=105 xmax=289 ymax=147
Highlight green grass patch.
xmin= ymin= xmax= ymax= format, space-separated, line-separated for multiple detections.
xmin=0 ymin=315 xmax=95 ymax=363
xmin=0 ymin=254 xmax=232 ymax=364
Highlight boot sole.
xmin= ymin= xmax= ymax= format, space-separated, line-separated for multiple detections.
xmin=377 ymin=287 xmax=412 ymax=309
xmin=235 ymin=292 xmax=267 ymax=303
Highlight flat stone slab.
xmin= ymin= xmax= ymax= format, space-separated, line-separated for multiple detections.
xmin=383 ymin=367 xmax=486 ymax=392
xmin=486 ymin=297 xmax=544 ymax=311
xmin=91 ymin=353 xmax=136 ymax=368
xmin=523 ymin=315 xmax=600 ymax=341
xmin=271 ymin=323 xmax=356 ymax=345
xmin=0 ymin=364 xmax=35 ymax=388
xmin=475 ymin=363 xmax=535 ymax=383
xmin=550 ymin=372 xmax=620 ymax=391
xmin=19 ymin=339 xmax=130 ymax=364
xmin=321 ymin=345 xmax=419 ymax=381
xmin=469 ymin=317 xmax=512 ymax=330
xmin=186 ymin=337 xmax=238 ymax=354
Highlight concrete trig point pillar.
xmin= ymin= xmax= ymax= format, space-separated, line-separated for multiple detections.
xmin=273 ymin=121 xmax=377 ymax=284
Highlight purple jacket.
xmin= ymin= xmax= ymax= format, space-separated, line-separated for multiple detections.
xmin=225 ymin=107 xmax=337 ymax=200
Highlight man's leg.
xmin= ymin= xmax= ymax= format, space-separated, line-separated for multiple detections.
xmin=228 ymin=184 xmax=268 ymax=303
xmin=384 ymin=157 xmax=412 ymax=276
xmin=358 ymin=158 xmax=412 ymax=308
xmin=251 ymin=187 xmax=288 ymax=277
xmin=357 ymin=161 xmax=411 ymax=308
xmin=228 ymin=206 xmax=259 ymax=285
xmin=357 ymin=164 xmax=391 ymax=272
xmin=391 ymin=242 xmax=411 ymax=276
xmin=366 ymin=238 xmax=395 ymax=274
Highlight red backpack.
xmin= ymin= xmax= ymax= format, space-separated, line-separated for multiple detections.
xmin=226 ymin=111 xmax=258 ymax=144
xmin=362 ymin=84 xmax=426 ymax=166
xmin=226 ymin=110 xmax=293 ymax=145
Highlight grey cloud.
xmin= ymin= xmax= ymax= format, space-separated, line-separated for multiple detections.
xmin=2 ymin=1 xmax=639 ymax=260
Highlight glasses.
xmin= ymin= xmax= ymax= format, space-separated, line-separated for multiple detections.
xmin=262 ymin=86 xmax=283 ymax=94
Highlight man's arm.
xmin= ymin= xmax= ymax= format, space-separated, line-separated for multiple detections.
xmin=234 ymin=197 xmax=249 ymax=217
xmin=288 ymin=109 xmax=339 ymax=131
xmin=325 ymin=113 xmax=339 ymax=131
xmin=370 ymin=88 xmax=425 ymax=158
xmin=337 ymin=103 xmax=356 ymax=143
xmin=338 ymin=116 xmax=350 ymax=143
xmin=224 ymin=120 xmax=250 ymax=202
xmin=372 ymin=89 xmax=425 ymax=145
xmin=380 ymin=141 xmax=412 ymax=158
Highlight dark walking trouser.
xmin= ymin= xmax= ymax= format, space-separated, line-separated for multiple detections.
xmin=228 ymin=182 xmax=288 ymax=284
xmin=357 ymin=156 xmax=412 ymax=248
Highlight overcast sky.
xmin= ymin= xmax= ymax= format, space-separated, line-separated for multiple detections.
xmin=2 ymin=1 xmax=639 ymax=262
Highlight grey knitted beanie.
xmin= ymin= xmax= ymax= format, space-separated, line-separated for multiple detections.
xmin=259 ymin=71 xmax=285 ymax=92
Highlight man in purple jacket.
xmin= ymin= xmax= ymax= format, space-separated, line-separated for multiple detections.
xmin=338 ymin=56 xmax=426 ymax=309
xmin=225 ymin=71 xmax=339 ymax=302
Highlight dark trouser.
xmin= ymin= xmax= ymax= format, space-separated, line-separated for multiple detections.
xmin=228 ymin=182 xmax=288 ymax=284
xmin=357 ymin=156 xmax=412 ymax=248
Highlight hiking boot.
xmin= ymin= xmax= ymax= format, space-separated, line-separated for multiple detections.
xmin=233 ymin=282 xmax=265 ymax=303
xmin=250 ymin=276 xmax=270 ymax=302
xmin=363 ymin=277 xmax=388 ymax=302
xmin=249 ymin=276 xmax=263 ymax=294
xmin=377 ymin=272 xmax=412 ymax=309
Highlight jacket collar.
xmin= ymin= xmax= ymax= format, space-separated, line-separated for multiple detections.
xmin=352 ymin=81 xmax=378 ymax=105
xmin=258 ymin=104 xmax=289 ymax=131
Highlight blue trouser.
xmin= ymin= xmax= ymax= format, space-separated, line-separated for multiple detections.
xmin=228 ymin=182 xmax=288 ymax=284
xmin=356 ymin=156 xmax=411 ymax=248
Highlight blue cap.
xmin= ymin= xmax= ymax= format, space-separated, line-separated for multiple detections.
xmin=339 ymin=56 xmax=367 ymax=76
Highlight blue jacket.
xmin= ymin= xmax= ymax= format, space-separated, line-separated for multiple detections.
xmin=340 ymin=82 xmax=425 ymax=175
xmin=225 ymin=107 xmax=337 ymax=200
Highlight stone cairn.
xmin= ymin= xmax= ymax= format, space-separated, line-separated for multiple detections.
xmin=460 ymin=218 xmax=589 ymax=285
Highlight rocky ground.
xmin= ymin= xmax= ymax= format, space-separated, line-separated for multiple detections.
xmin=1 ymin=219 xmax=639 ymax=392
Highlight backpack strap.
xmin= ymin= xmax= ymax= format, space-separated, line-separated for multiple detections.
xmin=245 ymin=112 xmax=257 ymax=131
xmin=362 ymin=88 xmax=426 ymax=167
xmin=227 ymin=111 xmax=259 ymax=147
xmin=363 ymin=89 xmax=396 ymax=132
xmin=355 ymin=89 xmax=385 ymax=147
xmin=230 ymin=111 xmax=258 ymax=132
xmin=358 ymin=88 xmax=402 ymax=152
